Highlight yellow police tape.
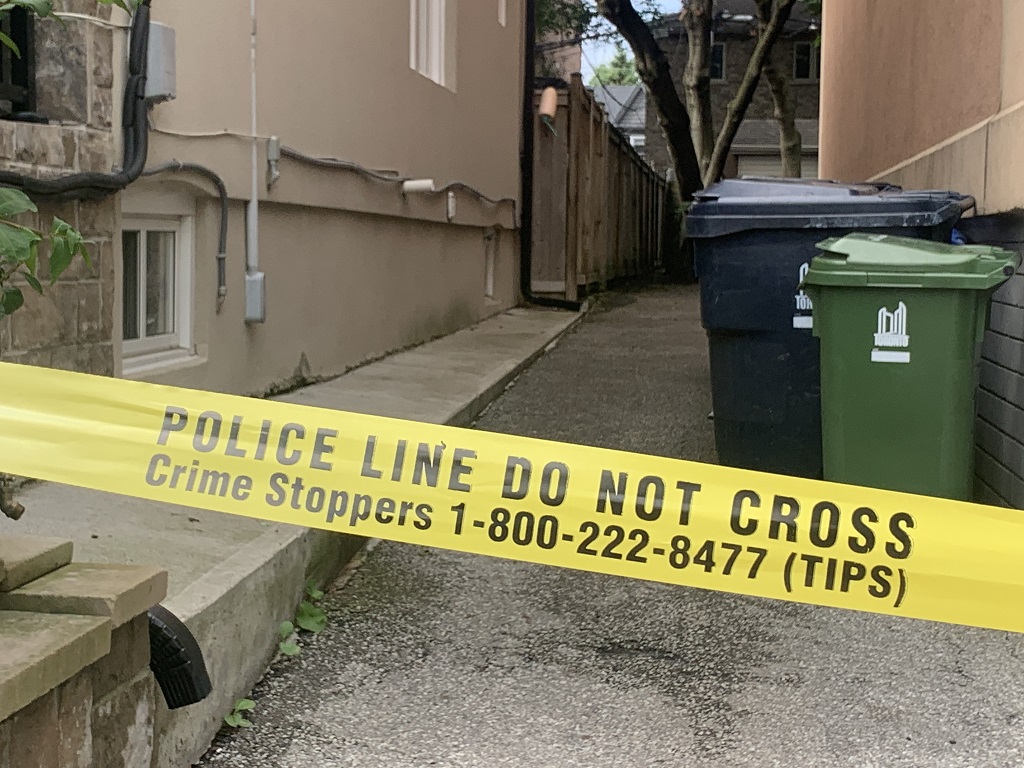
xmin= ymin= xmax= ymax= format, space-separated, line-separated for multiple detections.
xmin=1 ymin=361 xmax=1021 ymax=634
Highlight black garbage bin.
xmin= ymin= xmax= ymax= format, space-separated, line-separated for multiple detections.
xmin=686 ymin=178 xmax=973 ymax=479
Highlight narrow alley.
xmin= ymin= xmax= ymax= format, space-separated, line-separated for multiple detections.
xmin=198 ymin=284 xmax=1024 ymax=768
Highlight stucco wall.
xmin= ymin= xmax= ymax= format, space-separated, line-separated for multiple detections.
xmin=121 ymin=0 xmax=526 ymax=395
xmin=818 ymin=0 xmax=1002 ymax=182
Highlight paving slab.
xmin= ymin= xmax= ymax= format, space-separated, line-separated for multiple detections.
xmin=0 ymin=563 xmax=167 ymax=628
xmin=0 ymin=610 xmax=110 ymax=722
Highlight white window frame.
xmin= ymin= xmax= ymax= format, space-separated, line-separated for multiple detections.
xmin=793 ymin=41 xmax=820 ymax=82
xmin=122 ymin=216 xmax=193 ymax=359
xmin=630 ymin=134 xmax=646 ymax=150
xmin=710 ymin=42 xmax=726 ymax=82
xmin=411 ymin=0 xmax=445 ymax=86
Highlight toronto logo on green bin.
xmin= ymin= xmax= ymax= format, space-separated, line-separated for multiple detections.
xmin=872 ymin=302 xmax=910 ymax=364
xmin=794 ymin=262 xmax=813 ymax=329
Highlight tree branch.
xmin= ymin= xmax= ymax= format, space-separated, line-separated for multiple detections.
xmin=598 ymin=0 xmax=703 ymax=200
xmin=756 ymin=0 xmax=801 ymax=177
xmin=705 ymin=0 xmax=797 ymax=185
xmin=682 ymin=0 xmax=714 ymax=175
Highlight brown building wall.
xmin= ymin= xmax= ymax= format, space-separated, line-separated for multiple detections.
xmin=818 ymin=0 xmax=1002 ymax=182
xmin=645 ymin=33 xmax=820 ymax=176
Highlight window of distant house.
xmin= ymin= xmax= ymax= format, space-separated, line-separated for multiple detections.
xmin=793 ymin=41 xmax=820 ymax=81
xmin=0 ymin=9 xmax=35 ymax=114
xmin=122 ymin=218 xmax=193 ymax=358
xmin=410 ymin=0 xmax=456 ymax=89
xmin=709 ymin=42 xmax=725 ymax=82
xmin=630 ymin=134 xmax=646 ymax=152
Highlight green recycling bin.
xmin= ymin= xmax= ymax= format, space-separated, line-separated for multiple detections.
xmin=803 ymin=233 xmax=1020 ymax=501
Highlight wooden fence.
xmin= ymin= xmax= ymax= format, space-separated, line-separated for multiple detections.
xmin=531 ymin=73 xmax=669 ymax=302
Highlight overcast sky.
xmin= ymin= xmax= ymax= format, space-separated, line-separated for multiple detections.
xmin=581 ymin=1 xmax=679 ymax=79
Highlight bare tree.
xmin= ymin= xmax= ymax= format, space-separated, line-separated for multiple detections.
xmin=596 ymin=0 xmax=704 ymax=201
xmin=598 ymin=0 xmax=798 ymax=195
xmin=704 ymin=0 xmax=797 ymax=184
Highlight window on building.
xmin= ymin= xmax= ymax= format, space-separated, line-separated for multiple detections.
xmin=793 ymin=41 xmax=820 ymax=81
xmin=122 ymin=219 xmax=192 ymax=358
xmin=630 ymin=134 xmax=646 ymax=153
xmin=410 ymin=0 xmax=454 ymax=88
xmin=709 ymin=42 xmax=725 ymax=82
xmin=0 ymin=9 xmax=35 ymax=113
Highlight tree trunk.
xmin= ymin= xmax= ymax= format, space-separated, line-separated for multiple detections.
xmin=763 ymin=55 xmax=802 ymax=176
xmin=704 ymin=0 xmax=797 ymax=185
xmin=755 ymin=0 xmax=802 ymax=177
xmin=682 ymin=0 xmax=714 ymax=175
xmin=597 ymin=0 xmax=704 ymax=201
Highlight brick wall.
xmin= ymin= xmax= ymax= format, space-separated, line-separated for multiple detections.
xmin=0 ymin=1 xmax=119 ymax=377
xmin=644 ymin=33 xmax=820 ymax=176
xmin=956 ymin=213 xmax=1024 ymax=509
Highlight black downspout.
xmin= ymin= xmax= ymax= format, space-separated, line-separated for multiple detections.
xmin=520 ymin=0 xmax=581 ymax=311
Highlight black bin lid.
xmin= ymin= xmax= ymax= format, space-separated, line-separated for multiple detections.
xmin=686 ymin=177 xmax=973 ymax=238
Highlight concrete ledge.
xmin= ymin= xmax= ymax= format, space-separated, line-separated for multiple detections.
xmin=0 ymin=564 xmax=167 ymax=628
xmin=0 ymin=611 xmax=110 ymax=722
xmin=0 ymin=536 xmax=74 ymax=593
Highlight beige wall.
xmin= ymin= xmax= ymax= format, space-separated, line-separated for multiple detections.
xmin=819 ymin=0 xmax=1024 ymax=215
xmin=120 ymin=0 xmax=526 ymax=395
xmin=819 ymin=0 xmax=1002 ymax=182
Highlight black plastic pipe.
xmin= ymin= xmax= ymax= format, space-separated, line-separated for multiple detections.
xmin=141 ymin=161 xmax=229 ymax=305
xmin=0 ymin=0 xmax=152 ymax=199
xmin=519 ymin=0 xmax=581 ymax=311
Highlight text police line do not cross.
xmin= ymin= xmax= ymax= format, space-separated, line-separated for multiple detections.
xmin=147 ymin=405 xmax=915 ymax=607
xmin=4 ymin=361 xmax=1019 ymax=635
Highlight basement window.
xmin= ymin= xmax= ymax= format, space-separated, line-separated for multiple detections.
xmin=709 ymin=42 xmax=725 ymax=82
xmin=0 ymin=9 xmax=35 ymax=114
xmin=122 ymin=218 xmax=193 ymax=358
xmin=794 ymin=41 xmax=820 ymax=81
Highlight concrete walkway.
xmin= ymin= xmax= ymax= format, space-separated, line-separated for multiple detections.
xmin=0 ymin=304 xmax=582 ymax=767
xmin=199 ymin=284 xmax=1024 ymax=768
xmin=5 ymin=307 xmax=580 ymax=597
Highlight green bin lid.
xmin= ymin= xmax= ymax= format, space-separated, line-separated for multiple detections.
xmin=803 ymin=233 xmax=1020 ymax=289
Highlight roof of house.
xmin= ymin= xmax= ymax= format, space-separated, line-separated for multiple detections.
xmin=654 ymin=0 xmax=819 ymax=39
xmin=591 ymin=84 xmax=646 ymax=133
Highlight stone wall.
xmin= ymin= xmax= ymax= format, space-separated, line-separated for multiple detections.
xmin=0 ymin=0 xmax=120 ymax=377
xmin=644 ymin=33 xmax=821 ymax=177
xmin=0 ymin=537 xmax=167 ymax=768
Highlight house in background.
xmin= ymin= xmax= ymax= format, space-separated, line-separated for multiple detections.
xmin=592 ymin=84 xmax=647 ymax=155
xmin=818 ymin=0 xmax=1024 ymax=509
xmin=644 ymin=0 xmax=820 ymax=179
xmin=1 ymin=0 xmax=527 ymax=399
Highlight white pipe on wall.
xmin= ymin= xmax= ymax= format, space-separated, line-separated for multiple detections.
xmin=245 ymin=0 xmax=266 ymax=323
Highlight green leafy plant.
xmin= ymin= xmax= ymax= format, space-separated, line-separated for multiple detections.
xmin=278 ymin=620 xmax=300 ymax=657
xmin=0 ymin=189 xmax=90 ymax=321
xmin=223 ymin=698 xmax=256 ymax=729
xmin=276 ymin=580 xmax=328 ymax=659
xmin=295 ymin=579 xmax=327 ymax=633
